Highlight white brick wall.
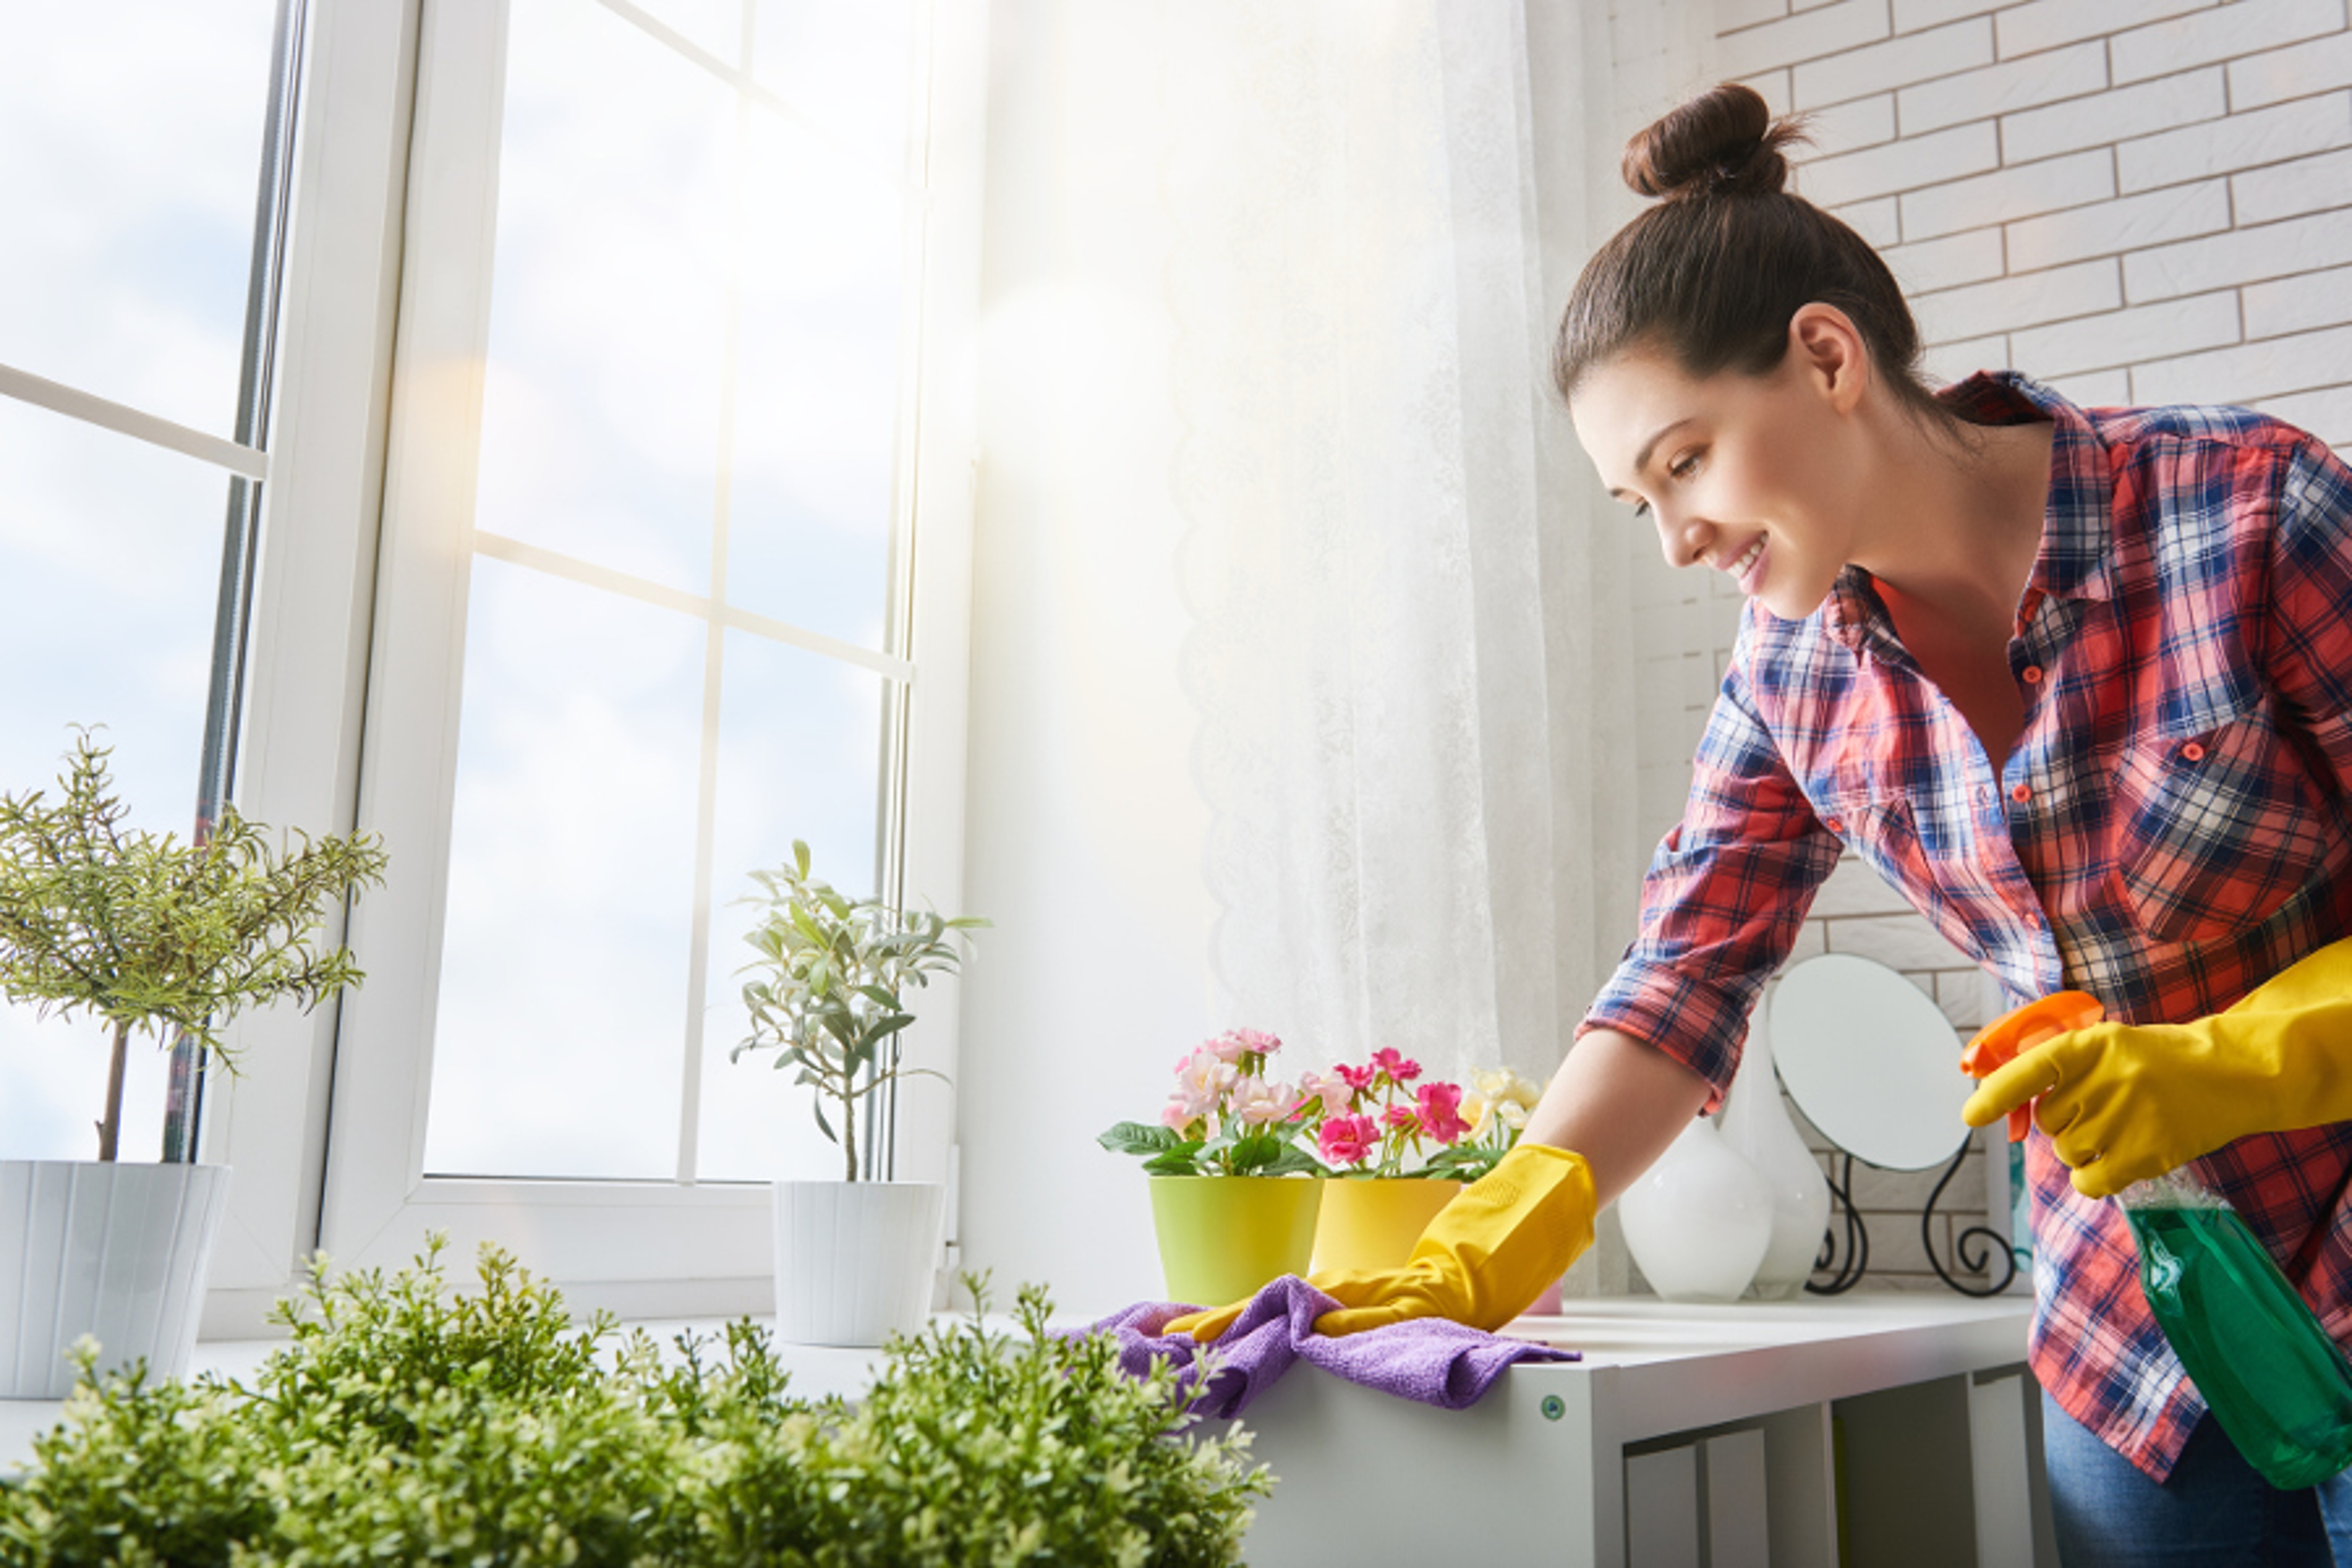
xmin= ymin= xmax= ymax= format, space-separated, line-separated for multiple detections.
xmin=1620 ymin=0 xmax=2352 ymax=1289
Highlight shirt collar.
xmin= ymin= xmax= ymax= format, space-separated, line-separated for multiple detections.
xmin=1819 ymin=369 xmax=2111 ymax=653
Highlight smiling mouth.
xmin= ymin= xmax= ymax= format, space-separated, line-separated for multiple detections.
xmin=1724 ymin=537 xmax=1765 ymax=587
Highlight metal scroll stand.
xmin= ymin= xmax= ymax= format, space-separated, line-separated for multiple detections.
xmin=1804 ymin=1139 xmax=2019 ymax=1297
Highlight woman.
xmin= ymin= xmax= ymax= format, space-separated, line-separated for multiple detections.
xmin=1170 ymin=81 xmax=2352 ymax=1562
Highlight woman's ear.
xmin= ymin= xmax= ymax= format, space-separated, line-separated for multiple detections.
xmin=1787 ymin=303 xmax=1870 ymax=414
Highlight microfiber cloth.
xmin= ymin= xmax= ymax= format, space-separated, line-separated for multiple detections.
xmin=1085 ymin=1275 xmax=1578 ymax=1420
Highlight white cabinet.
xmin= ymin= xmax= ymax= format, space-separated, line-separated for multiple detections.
xmin=1210 ymin=1295 xmax=2056 ymax=1568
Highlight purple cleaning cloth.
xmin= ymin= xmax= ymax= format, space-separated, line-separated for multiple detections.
xmin=1085 ymin=1275 xmax=1578 ymax=1420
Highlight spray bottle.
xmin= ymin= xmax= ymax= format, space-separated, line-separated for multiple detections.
xmin=1964 ymin=992 xmax=2352 ymax=1490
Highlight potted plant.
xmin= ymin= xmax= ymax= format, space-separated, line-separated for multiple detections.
xmin=1098 ymin=1029 xmax=1327 ymax=1306
xmin=0 ymin=729 xmax=386 ymax=1396
xmin=1300 ymin=1055 xmax=1542 ymax=1274
xmin=733 ymin=840 xmax=982 ymax=1347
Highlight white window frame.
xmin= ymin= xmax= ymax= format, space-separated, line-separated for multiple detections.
xmin=195 ymin=0 xmax=984 ymax=1330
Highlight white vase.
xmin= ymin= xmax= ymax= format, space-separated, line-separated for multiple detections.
xmin=1718 ymin=1028 xmax=1833 ymax=1300
xmin=0 ymin=1160 xmax=233 ymax=1399
xmin=1618 ymin=1117 xmax=1773 ymax=1304
xmin=772 ymin=1180 xmax=945 ymax=1347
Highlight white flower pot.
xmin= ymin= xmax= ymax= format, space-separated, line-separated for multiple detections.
xmin=772 ymin=1180 xmax=945 ymax=1348
xmin=1618 ymin=1117 xmax=1773 ymax=1304
xmin=0 ymin=1160 xmax=232 ymax=1399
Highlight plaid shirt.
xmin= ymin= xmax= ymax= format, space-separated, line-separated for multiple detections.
xmin=1582 ymin=371 xmax=2352 ymax=1481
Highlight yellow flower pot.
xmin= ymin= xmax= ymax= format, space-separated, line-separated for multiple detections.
xmin=1147 ymin=1175 xmax=1325 ymax=1307
xmin=1309 ymin=1177 xmax=1463 ymax=1274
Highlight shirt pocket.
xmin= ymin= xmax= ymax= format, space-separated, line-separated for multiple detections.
xmin=1805 ymin=767 xmax=1937 ymax=910
xmin=2111 ymin=695 xmax=2332 ymax=946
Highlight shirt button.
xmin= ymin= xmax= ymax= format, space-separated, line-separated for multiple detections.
xmin=1823 ymin=816 xmax=1845 ymax=833
xmin=1975 ymin=785 xmax=1990 ymax=805
xmin=2182 ymin=741 xmax=2206 ymax=762
xmin=2021 ymin=665 xmax=2045 ymax=685
xmin=2010 ymin=783 xmax=2032 ymax=804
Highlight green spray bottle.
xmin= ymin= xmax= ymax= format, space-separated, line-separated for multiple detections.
xmin=1964 ymin=993 xmax=2352 ymax=1490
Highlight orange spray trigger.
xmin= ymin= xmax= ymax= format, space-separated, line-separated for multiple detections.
xmin=1961 ymin=991 xmax=2105 ymax=1142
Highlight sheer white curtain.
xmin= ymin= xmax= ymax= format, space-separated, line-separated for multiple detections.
xmin=1163 ymin=0 xmax=1637 ymax=1091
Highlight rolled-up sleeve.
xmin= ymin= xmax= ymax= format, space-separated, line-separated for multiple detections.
xmin=1578 ymin=639 xmax=1842 ymax=1109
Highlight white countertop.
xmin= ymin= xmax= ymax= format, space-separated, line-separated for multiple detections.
xmin=2 ymin=1292 xmax=2030 ymax=1474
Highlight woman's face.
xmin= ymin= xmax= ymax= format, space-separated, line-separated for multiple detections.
xmin=1570 ymin=328 xmax=1866 ymax=623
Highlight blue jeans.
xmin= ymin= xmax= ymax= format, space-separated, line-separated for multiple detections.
xmin=2043 ymin=1391 xmax=2352 ymax=1564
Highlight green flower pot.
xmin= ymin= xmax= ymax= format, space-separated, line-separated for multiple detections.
xmin=1148 ymin=1175 xmax=1325 ymax=1308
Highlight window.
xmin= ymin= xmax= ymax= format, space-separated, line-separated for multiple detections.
xmin=309 ymin=0 xmax=982 ymax=1311
xmin=2 ymin=0 xmax=982 ymax=1327
xmin=0 ymin=0 xmax=293 ymax=1167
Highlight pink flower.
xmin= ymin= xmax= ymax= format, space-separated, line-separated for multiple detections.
xmin=1172 ymin=1049 xmax=1237 ymax=1118
xmin=1415 ymin=1081 xmax=1469 ymax=1145
xmin=1318 ymin=1114 xmax=1379 ymax=1166
xmin=1370 ymin=1047 xmax=1422 ymax=1084
xmin=1231 ymin=1028 xmax=1282 ymax=1057
xmin=1334 ymin=1062 xmax=1378 ymax=1092
xmin=1231 ymin=1077 xmax=1303 ymax=1126
xmin=1382 ymin=1104 xmax=1419 ymax=1133
xmin=1297 ymin=1069 xmax=1354 ymax=1118
xmin=1200 ymin=1030 xmax=1253 ymax=1065
xmin=1159 ymin=1100 xmax=1197 ymax=1132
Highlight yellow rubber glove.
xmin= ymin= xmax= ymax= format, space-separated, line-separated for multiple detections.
xmin=1961 ymin=937 xmax=2352 ymax=1199
xmin=1164 ymin=1144 xmax=1596 ymax=1342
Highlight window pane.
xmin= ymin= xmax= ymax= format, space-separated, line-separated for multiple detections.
xmin=750 ymin=0 xmax=918 ymax=173
xmin=472 ymin=0 xmax=731 ymax=596
xmin=0 ymin=399 xmax=228 ymax=1163
xmin=0 ymin=0 xmax=279 ymax=437
xmin=694 ymin=630 xmax=884 ymax=1181
xmin=421 ymin=559 xmax=703 ymax=1179
xmin=727 ymin=108 xmax=905 ymax=649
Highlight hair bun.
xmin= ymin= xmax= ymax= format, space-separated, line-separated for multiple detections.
xmin=1621 ymin=82 xmax=1807 ymax=202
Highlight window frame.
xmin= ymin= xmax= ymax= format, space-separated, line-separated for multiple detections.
xmin=195 ymin=0 xmax=984 ymax=1328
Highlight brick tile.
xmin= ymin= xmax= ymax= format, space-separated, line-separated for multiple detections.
xmin=2132 ymin=320 xmax=2352 ymax=404
xmin=1785 ymin=922 xmax=1831 ymax=964
xmin=1809 ymin=92 xmax=1901 ymax=154
xmin=1808 ymin=855 xmax=1913 ymax=917
xmin=1824 ymin=910 xmax=1975 ymax=968
xmin=2125 ymin=206 xmax=2352 ymax=299
xmin=2010 ymin=290 xmax=2242 ymax=375
xmin=2047 ymin=366 xmax=2136 ymax=406
xmin=1901 ymin=149 xmax=2116 ymax=239
xmin=2258 ymin=385 xmax=2352 ymax=447
xmin=2117 ymin=90 xmax=2352 ymax=194
xmin=1719 ymin=0 xmax=1793 ymax=35
xmin=1848 ymin=1155 xmax=1978 ymax=1209
xmin=2111 ymin=0 xmax=2348 ymax=86
xmin=1997 ymin=0 xmax=2218 ymax=60
xmin=1800 ymin=121 xmax=2000 ymax=206
xmin=1923 ymin=333 xmax=2013 ymax=384
xmin=1915 ymin=258 xmax=2122 ymax=341
xmin=1885 ymin=227 xmax=2007 ymax=293
xmin=2004 ymin=180 xmax=2233 ymax=271
xmin=1792 ymin=17 xmax=1997 ymax=108
xmin=1738 ymin=68 xmax=1797 ymax=118
xmin=2233 ymin=145 xmax=2352 ymax=225
xmin=2230 ymin=28 xmax=2352 ymax=111
xmin=1720 ymin=0 xmax=1893 ymax=78
xmin=2000 ymin=69 xmax=2227 ymax=164
xmin=1894 ymin=0 xmax=2008 ymax=32
xmin=1898 ymin=39 xmax=2108 ymax=136
xmin=1827 ymin=194 xmax=1904 ymax=246
xmin=2244 ymin=261 xmax=2352 ymax=337
xmin=1933 ymin=969 xmax=1996 ymax=1031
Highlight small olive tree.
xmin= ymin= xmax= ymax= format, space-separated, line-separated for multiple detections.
xmin=733 ymin=842 xmax=982 ymax=1181
xmin=0 ymin=730 xmax=389 ymax=1161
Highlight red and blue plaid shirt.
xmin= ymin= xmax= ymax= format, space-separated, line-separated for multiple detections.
xmin=1581 ymin=371 xmax=2352 ymax=1481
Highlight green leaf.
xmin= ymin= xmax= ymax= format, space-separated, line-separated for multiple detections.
xmin=1142 ymin=1145 xmax=1205 ymax=1177
xmin=1097 ymin=1121 xmax=1181 ymax=1156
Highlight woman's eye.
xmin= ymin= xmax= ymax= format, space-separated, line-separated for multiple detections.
xmin=1668 ymin=451 xmax=1702 ymax=480
xmin=1631 ymin=499 xmax=1652 ymax=519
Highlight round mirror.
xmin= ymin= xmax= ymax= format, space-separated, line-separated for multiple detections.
xmin=1766 ymin=953 xmax=1973 ymax=1171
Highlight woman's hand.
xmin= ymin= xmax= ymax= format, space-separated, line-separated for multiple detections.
xmin=1961 ymin=939 xmax=2352 ymax=1198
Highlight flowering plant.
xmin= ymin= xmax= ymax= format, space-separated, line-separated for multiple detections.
xmin=1098 ymin=1028 xmax=1322 ymax=1177
xmin=1302 ymin=1053 xmax=1544 ymax=1182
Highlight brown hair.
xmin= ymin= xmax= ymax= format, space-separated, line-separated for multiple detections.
xmin=1553 ymin=83 xmax=1945 ymax=422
